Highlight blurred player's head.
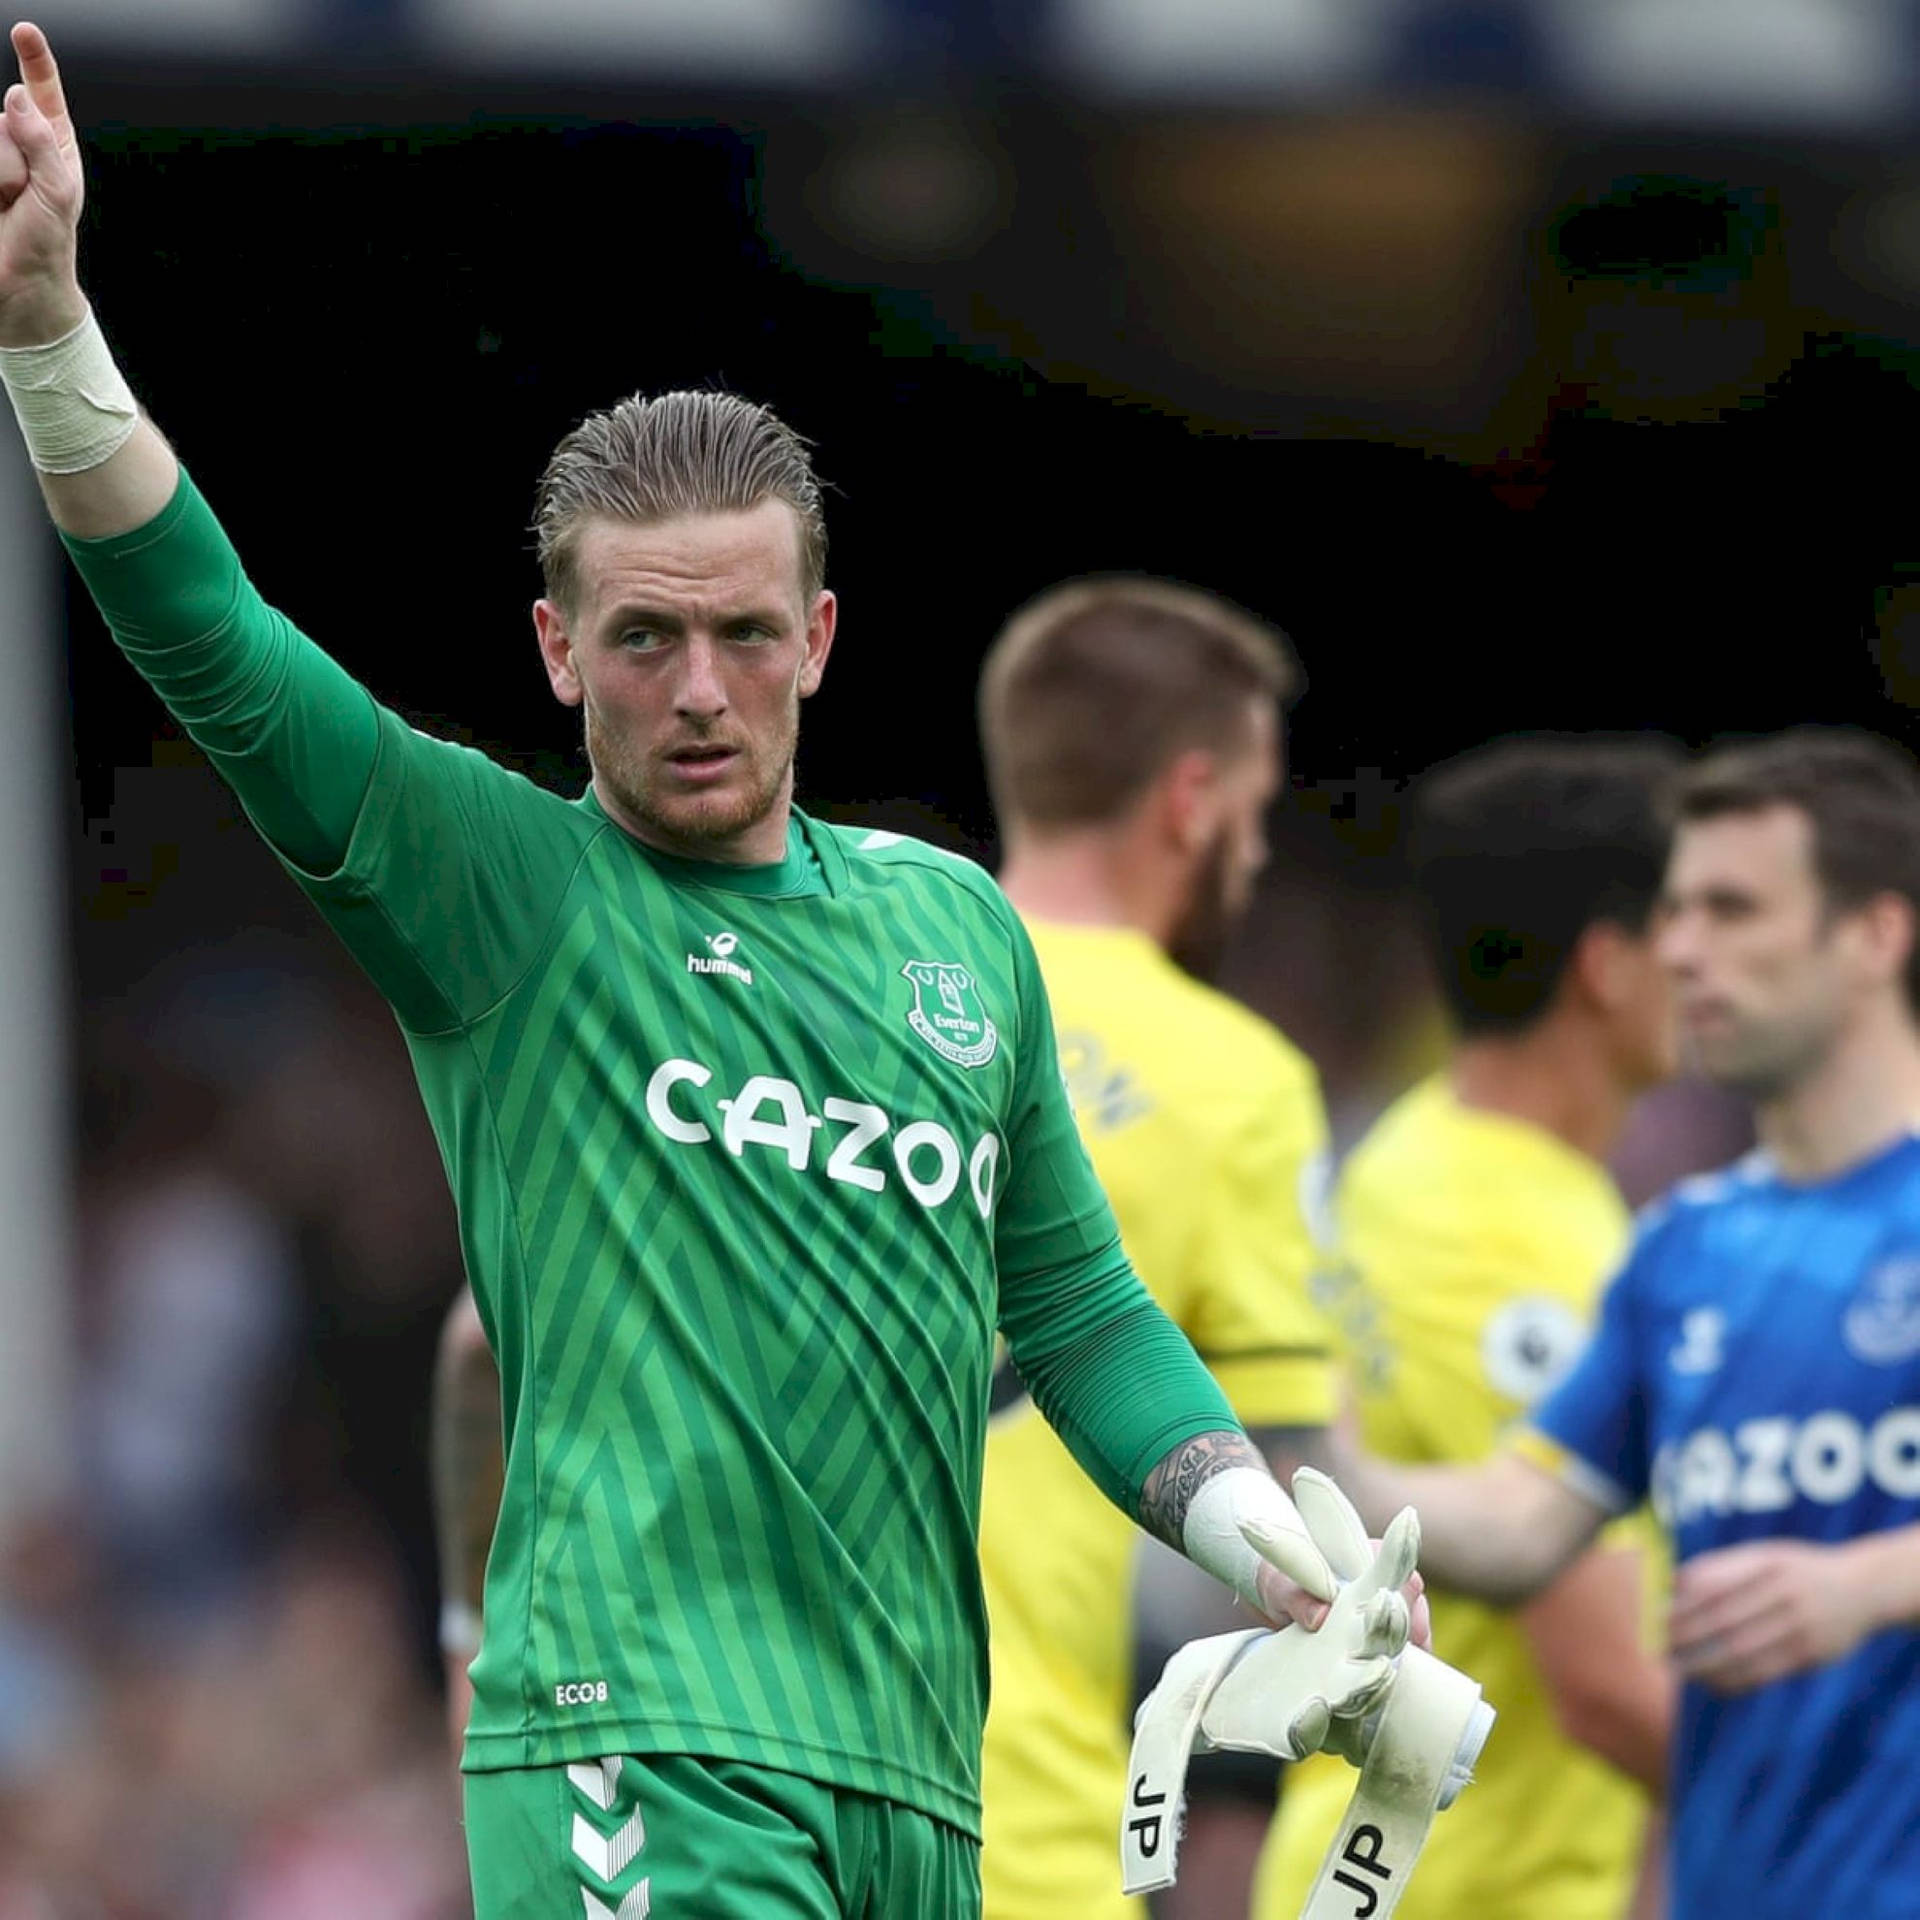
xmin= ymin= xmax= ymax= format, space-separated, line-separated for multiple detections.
xmin=1414 ymin=737 xmax=1681 ymax=1089
xmin=1663 ymin=730 xmax=1920 ymax=1099
xmin=529 ymin=391 xmax=835 ymax=860
xmin=979 ymin=578 xmax=1297 ymax=978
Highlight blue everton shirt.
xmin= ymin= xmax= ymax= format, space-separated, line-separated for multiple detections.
xmin=1530 ymin=1131 xmax=1920 ymax=1920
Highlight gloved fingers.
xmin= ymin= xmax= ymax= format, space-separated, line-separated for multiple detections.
xmin=1325 ymin=1653 xmax=1394 ymax=1719
xmin=1322 ymin=1695 xmax=1385 ymax=1770
xmin=1238 ymin=1510 xmax=1337 ymax=1605
xmin=1359 ymin=1588 xmax=1410 ymax=1660
xmin=1285 ymin=1694 xmax=1331 ymax=1760
xmin=1352 ymin=1505 xmax=1421 ymax=1603
xmin=1292 ymin=1466 xmax=1373 ymax=1582
xmin=1332 ymin=1701 xmax=1386 ymax=1752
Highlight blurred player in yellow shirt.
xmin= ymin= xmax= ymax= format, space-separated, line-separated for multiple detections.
xmin=975 ymin=579 xmax=1336 ymax=1920
xmin=1256 ymin=739 xmax=1679 ymax=1920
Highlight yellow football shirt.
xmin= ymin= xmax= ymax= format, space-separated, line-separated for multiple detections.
xmin=1254 ymin=1075 xmax=1650 ymax=1920
xmin=978 ymin=921 xmax=1336 ymax=1920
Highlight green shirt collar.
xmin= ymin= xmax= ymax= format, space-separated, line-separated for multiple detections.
xmin=579 ymin=791 xmax=835 ymax=899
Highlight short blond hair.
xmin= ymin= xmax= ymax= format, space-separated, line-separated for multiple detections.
xmin=979 ymin=576 xmax=1296 ymax=828
xmin=533 ymin=390 xmax=827 ymax=612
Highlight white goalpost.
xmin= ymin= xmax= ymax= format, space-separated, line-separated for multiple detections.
xmin=0 ymin=435 xmax=72 ymax=1533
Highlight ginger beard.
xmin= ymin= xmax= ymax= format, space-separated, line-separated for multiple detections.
xmin=1168 ymin=714 xmax=1276 ymax=983
xmin=583 ymin=676 xmax=800 ymax=855
xmin=1168 ymin=827 xmax=1241 ymax=984
xmin=534 ymin=503 xmax=832 ymax=864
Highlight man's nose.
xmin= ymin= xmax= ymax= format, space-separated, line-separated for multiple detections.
xmin=1657 ymin=912 xmax=1699 ymax=976
xmin=674 ymin=636 xmax=728 ymax=719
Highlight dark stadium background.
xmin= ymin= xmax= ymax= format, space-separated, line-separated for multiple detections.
xmin=10 ymin=9 xmax=1920 ymax=1910
xmin=63 ymin=90 xmax=1920 ymax=833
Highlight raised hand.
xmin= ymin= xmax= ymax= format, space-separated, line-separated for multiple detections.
xmin=0 ymin=22 xmax=87 ymax=345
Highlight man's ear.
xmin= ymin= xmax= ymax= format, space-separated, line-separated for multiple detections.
xmin=534 ymin=599 xmax=583 ymax=708
xmin=1570 ymin=920 xmax=1632 ymax=1014
xmin=1851 ymin=890 xmax=1918 ymax=995
xmin=798 ymin=590 xmax=838 ymax=700
xmin=1158 ymin=748 xmax=1219 ymax=856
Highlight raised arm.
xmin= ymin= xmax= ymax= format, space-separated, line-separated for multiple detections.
xmin=0 ymin=27 xmax=586 ymax=1034
xmin=0 ymin=24 xmax=177 ymax=532
xmin=0 ymin=19 xmax=378 ymax=884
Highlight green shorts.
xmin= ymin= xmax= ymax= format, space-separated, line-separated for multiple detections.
xmin=463 ymin=1752 xmax=982 ymax=1919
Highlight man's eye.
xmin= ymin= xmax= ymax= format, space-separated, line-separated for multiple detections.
xmin=730 ymin=624 xmax=776 ymax=644
xmin=620 ymin=629 xmax=668 ymax=650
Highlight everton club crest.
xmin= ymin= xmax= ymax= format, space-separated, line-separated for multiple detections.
xmin=1845 ymin=1255 xmax=1920 ymax=1365
xmin=902 ymin=959 xmax=999 ymax=1070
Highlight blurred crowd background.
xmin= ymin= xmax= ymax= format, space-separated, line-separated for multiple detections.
xmin=3 ymin=0 xmax=1918 ymax=1911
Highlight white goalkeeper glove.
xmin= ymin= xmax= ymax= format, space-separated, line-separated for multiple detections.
xmin=1123 ymin=1468 xmax=1494 ymax=1917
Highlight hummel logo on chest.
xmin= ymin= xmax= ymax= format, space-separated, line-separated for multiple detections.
xmin=1670 ymin=1308 xmax=1725 ymax=1376
xmin=687 ymin=930 xmax=753 ymax=986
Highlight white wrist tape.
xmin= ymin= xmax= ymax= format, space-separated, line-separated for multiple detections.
xmin=439 ymin=1599 xmax=483 ymax=1660
xmin=0 ymin=307 xmax=139 ymax=474
xmin=1183 ymin=1466 xmax=1337 ymax=1613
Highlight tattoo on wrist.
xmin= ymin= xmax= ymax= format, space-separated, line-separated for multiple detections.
xmin=1138 ymin=1428 xmax=1267 ymax=1552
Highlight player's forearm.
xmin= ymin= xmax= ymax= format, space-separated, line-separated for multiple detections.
xmin=1013 ymin=1283 xmax=1241 ymax=1518
xmin=0 ymin=280 xmax=178 ymax=536
xmin=1138 ymin=1424 xmax=1351 ymax=1622
xmin=1005 ymin=1257 xmax=1338 ymax=1611
xmin=1554 ymin=1654 xmax=1671 ymax=1795
xmin=1521 ymin=1547 xmax=1673 ymax=1794
xmin=1843 ymin=1521 xmax=1920 ymax=1632
xmin=1137 ymin=1426 xmax=1270 ymax=1554
xmin=431 ymin=1292 xmax=505 ymax=1647
xmin=39 ymin=407 xmax=179 ymax=538
xmin=1338 ymin=1448 xmax=1591 ymax=1605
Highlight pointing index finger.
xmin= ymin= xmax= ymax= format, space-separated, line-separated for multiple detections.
xmin=9 ymin=23 xmax=71 ymax=142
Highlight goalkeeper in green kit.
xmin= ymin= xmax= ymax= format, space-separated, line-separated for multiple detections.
xmin=0 ymin=27 xmax=1425 ymax=1914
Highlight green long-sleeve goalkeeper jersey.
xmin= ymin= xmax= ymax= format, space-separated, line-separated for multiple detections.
xmin=64 ymin=472 xmax=1240 ymax=1833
